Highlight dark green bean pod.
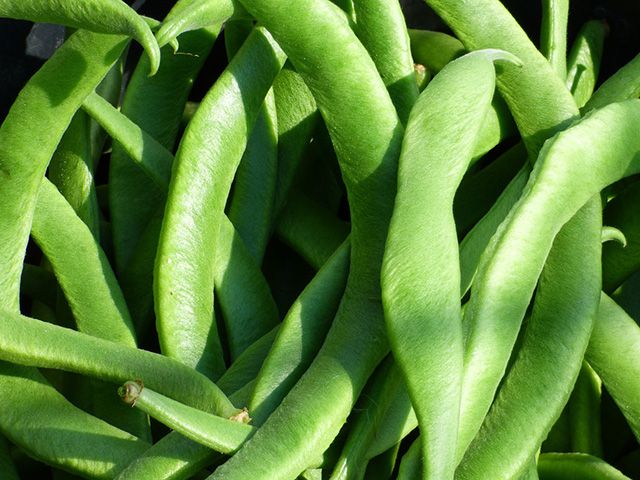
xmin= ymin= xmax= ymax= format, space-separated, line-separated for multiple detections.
xmin=155 ymin=0 xmax=238 ymax=48
xmin=540 ymin=0 xmax=569 ymax=79
xmin=275 ymin=190 xmax=350 ymax=270
xmin=0 ymin=30 xmax=127 ymax=312
xmin=352 ymin=0 xmax=418 ymax=123
xmin=31 ymin=179 xmax=137 ymax=346
xmin=586 ymin=293 xmax=640 ymax=441
xmin=0 ymin=311 xmax=238 ymax=417
xmin=456 ymin=199 xmax=602 ymax=479
xmin=119 ymin=381 xmax=254 ymax=454
xmin=566 ymin=20 xmax=607 ymax=108
xmin=397 ymin=438 xmax=421 ymax=480
xmin=154 ymin=27 xmax=286 ymax=379
xmin=363 ymin=443 xmax=401 ymax=480
xmin=538 ymin=453 xmax=631 ymax=480
xmin=0 ymin=435 xmax=18 ymax=480
xmin=567 ymin=362 xmax=603 ymax=456
xmin=249 ymin=241 xmax=350 ymax=425
xmin=382 ymin=50 xmax=510 ymax=480
xmin=602 ymin=182 xmax=640 ymax=292
xmin=0 ymin=0 xmax=160 ymax=74
xmin=585 ymin=53 xmax=640 ymax=112
xmin=0 ymin=363 xmax=150 ymax=478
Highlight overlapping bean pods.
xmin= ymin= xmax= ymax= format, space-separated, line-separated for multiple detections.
xmin=0 ymin=0 xmax=639 ymax=479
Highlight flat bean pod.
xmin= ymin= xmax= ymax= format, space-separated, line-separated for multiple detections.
xmin=0 ymin=310 xmax=237 ymax=417
xmin=382 ymin=50 xmax=507 ymax=479
xmin=538 ymin=453 xmax=631 ymax=480
xmin=154 ymin=27 xmax=286 ymax=378
xmin=0 ymin=0 xmax=159 ymax=74
xmin=585 ymin=53 xmax=640 ymax=112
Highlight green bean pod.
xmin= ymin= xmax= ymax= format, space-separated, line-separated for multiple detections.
xmin=0 ymin=363 xmax=149 ymax=478
xmin=0 ymin=0 xmax=160 ymax=75
xmin=0 ymin=30 xmax=127 ymax=312
xmin=456 ymin=198 xmax=602 ymax=479
xmin=382 ymin=50 xmax=508 ymax=480
xmin=155 ymin=0 xmax=238 ymax=48
xmin=586 ymin=293 xmax=640 ymax=441
xmin=352 ymin=0 xmax=418 ymax=123
xmin=32 ymin=179 xmax=137 ymax=346
xmin=397 ymin=438 xmax=421 ymax=480
xmin=0 ymin=435 xmax=18 ymax=480
xmin=585 ymin=53 xmax=640 ymax=112
xmin=540 ymin=0 xmax=569 ymax=79
xmin=249 ymin=241 xmax=350 ymax=425
xmin=0 ymin=311 xmax=237 ymax=417
xmin=119 ymin=381 xmax=254 ymax=454
xmin=567 ymin=362 xmax=603 ymax=456
xmin=154 ymin=27 xmax=286 ymax=378
xmin=566 ymin=20 xmax=607 ymax=108
xmin=537 ymin=453 xmax=631 ymax=480
xmin=458 ymin=100 xmax=640 ymax=457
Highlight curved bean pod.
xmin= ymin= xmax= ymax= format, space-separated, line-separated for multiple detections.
xmin=119 ymin=381 xmax=253 ymax=454
xmin=538 ymin=453 xmax=631 ymax=480
xmin=456 ymin=198 xmax=602 ymax=479
xmin=567 ymin=362 xmax=603 ymax=456
xmin=0 ymin=29 xmax=127 ymax=312
xmin=0 ymin=310 xmax=237 ymax=417
xmin=382 ymin=50 xmax=508 ymax=480
xmin=601 ymin=226 xmax=627 ymax=247
xmin=0 ymin=0 xmax=160 ymax=75
xmin=0 ymin=363 xmax=149 ymax=479
xmin=154 ymin=27 xmax=286 ymax=378
xmin=457 ymin=100 xmax=640 ymax=457
xmin=585 ymin=53 xmax=640 ymax=112
xmin=540 ymin=0 xmax=569 ymax=78
xmin=249 ymin=241 xmax=350 ymax=425
xmin=32 ymin=179 xmax=137 ymax=346
xmin=586 ymin=293 xmax=640 ymax=441
xmin=352 ymin=0 xmax=418 ymax=123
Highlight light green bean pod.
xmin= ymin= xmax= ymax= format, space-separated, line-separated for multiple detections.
xmin=566 ymin=20 xmax=607 ymax=108
xmin=538 ymin=453 xmax=631 ymax=480
xmin=540 ymin=0 xmax=569 ymax=79
xmin=585 ymin=53 xmax=640 ymax=112
xmin=0 ymin=0 xmax=160 ymax=74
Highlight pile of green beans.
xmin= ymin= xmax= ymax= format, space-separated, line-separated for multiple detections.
xmin=0 ymin=0 xmax=639 ymax=478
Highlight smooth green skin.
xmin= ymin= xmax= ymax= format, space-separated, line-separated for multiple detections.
xmin=455 ymin=142 xmax=528 ymax=238
xmin=47 ymin=111 xmax=101 ymax=238
xmin=585 ymin=53 xmax=640 ymax=112
xmin=249 ymin=241 xmax=350 ymax=425
xmin=109 ymin=27 xmax=217 ymax=275
xmin=0 ymin=30 xmax=127 ymax=312
xmin=352 ymin=0 xmax=418 ymax=124
xmin=155 ymin=0 xmax=238 ymax=47
xmin=425 ymin=0 xmax=579 ymax=156
xmin=457 ymin=100 xmax=640 ymax=459
xmin=408 ymin=28 xmax=517 ymax=161
xmin=84 ymin=82 xmax=280 ymax=361
xmin=567 ymin=362 xmax=603 ymax=456
xmin=0 ymin=0 xmax=159 ymax=75
xmin=228 ymin=90 xmax=278 ymax=263
xmin=397 ymin=438 xmax=421 ymax=480
xmin=216 ymin=327 xmax=278 ymax=396
xmin=210 ymin=1 xmax=402 ymax=477
xmin=272 ymin=64 xmax=320 ymax=216
xmin=520 ymin=460 xmax=540 ymax=480
xmin=83 ymin=92 xmax=174 ymax=188
xmin=0 ymin=311 xmax=237 ymax=417
xmin=154 ymin=27 xmax=286 ymax=379
xmin=456 ymin=199 xmax=602 ymax=479
xmin=382 ymin=51 xmax=501 ymax=480
xmin=32 ymin=179 xmax=137 ymax=346
xmin=275 ymin=189 xmax=350 ymax=270
xmin=540 ymin=0 xmax=569 ymax=79
xmin=566 ymin=20 xmax=606 ymax=108
xmin=602 ymin=182 xmax=640 ymax=292
xmin=586 ymin=293 xmax=640 ymax=442
xmin=538 ymin=453 xmax=631 ymax=480
xmin=0 ymin=363 xmax=150 ymax=479
xmin=0 ymin=435 xmax=18 ymax=480
xmin=328 ymin=357 xmax=402 ymax=480
xmin=120 ymin=382 xmax=254 ymax=455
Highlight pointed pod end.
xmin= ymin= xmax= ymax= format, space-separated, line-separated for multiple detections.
xmin=476 ymin=49 xmax=523 ymax=68
xmin=119 ymin=380 xmax=144 ymax=406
